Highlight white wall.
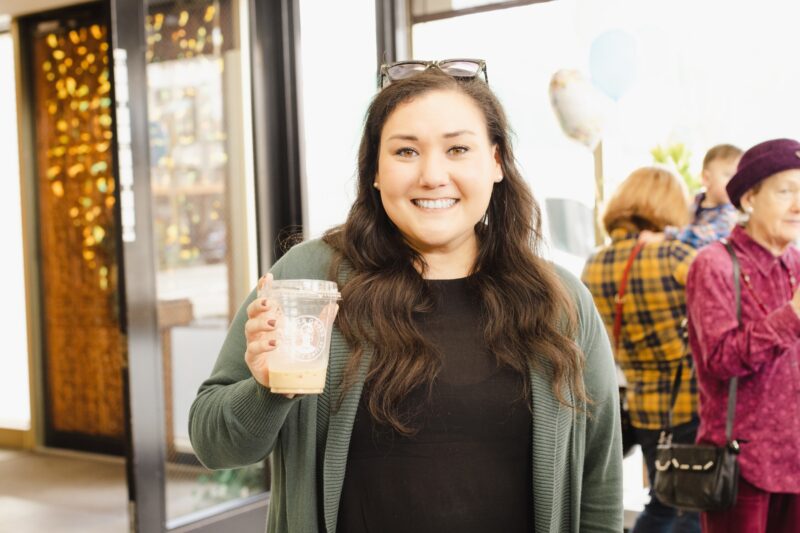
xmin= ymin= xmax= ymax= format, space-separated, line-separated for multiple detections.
xmin=576 ymin=0 xmax=800 ymax=193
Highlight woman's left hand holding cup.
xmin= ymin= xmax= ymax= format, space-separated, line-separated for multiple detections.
xmin=244 ymin=274 xmax=293 ymax=397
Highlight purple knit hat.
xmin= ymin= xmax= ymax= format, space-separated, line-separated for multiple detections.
xmin=726 ymin=138 xmax=800 ymax=208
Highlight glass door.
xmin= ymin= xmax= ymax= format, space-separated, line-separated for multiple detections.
xmin=142 ymin=0 xmax=267 ymax=524
xmin=111 ymin=0 xmax=304 ymax=530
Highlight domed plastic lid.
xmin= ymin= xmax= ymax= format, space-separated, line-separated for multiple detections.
xmin=268 ymin=279 xmax=341 ymax=300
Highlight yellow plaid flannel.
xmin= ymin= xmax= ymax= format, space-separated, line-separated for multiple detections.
xmin=581 ymin=228 xmax=698 ymax=430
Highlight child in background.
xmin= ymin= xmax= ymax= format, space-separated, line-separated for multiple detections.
xmin=663 ymin=144 xmax=742 ymax=248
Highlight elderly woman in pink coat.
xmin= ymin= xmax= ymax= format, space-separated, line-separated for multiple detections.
xmin=686 ymin=138 xmax=800 ymax=533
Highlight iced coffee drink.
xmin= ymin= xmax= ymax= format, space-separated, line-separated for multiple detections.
xmin=259 ymin=279 xmax=340 ymax=394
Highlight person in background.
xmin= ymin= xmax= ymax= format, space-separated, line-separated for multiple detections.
xmin=686 ymin=138 xmax=800 ymax=533
xmin=643 ymin=144 xmax=742 ymax=250
xmin=189 ymin=62 xmax=623 ymax=533
xmin=582 ymin=166 xmax=700 ymax=533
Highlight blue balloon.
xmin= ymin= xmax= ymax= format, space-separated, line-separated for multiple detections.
xmin=589 ymin=30 xmax=637 ymax=101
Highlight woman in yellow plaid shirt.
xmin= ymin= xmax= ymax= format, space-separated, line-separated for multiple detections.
xmin=582 ymin=166 xmax=699 ymax=533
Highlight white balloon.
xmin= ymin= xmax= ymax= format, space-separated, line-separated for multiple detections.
xmin=549 ymin=69 xmax=611 ymax=151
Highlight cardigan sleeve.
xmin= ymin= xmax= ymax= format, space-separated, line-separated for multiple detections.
xmin=188 ymin=240 xmax=334 ymax=469
xmin=576 ymin=280 xmax=624 ymax=532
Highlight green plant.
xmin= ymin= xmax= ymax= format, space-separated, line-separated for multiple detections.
xmin=195 ymin=463 xmax=267 ymax=506
xmin=651 ymin=142 xmax=702 ymax=193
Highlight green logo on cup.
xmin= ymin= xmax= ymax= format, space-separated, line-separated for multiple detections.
xmin=290 ymin=315 xmax=326 ymax=361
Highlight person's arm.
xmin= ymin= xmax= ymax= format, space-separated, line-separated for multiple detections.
xmin=188 ymin=258 xmax=302 ymax=469
xmin=573 ymin=277 xmax=624 ymax=532
xmin=686 ymin=250 xmax=800 ymax=380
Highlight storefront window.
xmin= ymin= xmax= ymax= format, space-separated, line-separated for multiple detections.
xmin=0 ymin=31 xmax=31 ymax=432
xmin=412 ymin=1 xmax=594 ymax=275
xmin=299 ymin=0 xmax=377 ymax=237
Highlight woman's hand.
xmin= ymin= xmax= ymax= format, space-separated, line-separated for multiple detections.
xmin=791 ymin=286 xmax=800 ymax=317
xmin=244 ymin=274 xmax=280 ymax=389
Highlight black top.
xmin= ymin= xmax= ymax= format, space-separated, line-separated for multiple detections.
xmin=337 ymin=277 xmax=532 ymax=533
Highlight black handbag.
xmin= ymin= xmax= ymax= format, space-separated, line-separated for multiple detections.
xmin=653 ymin=240 xmax=742 ymax=512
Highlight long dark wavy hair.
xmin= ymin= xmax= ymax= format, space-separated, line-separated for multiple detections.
xmin=323 ymin=70 xmax=585 ymax=435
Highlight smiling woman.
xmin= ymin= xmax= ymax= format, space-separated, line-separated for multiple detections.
xmin=374 ymin=90 xmax=502 ymax=278
xmin=189 ymin=66 xmax=623 ymax=533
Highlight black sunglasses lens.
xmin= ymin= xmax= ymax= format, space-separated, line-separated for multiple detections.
xmin=386 ymin=62 xmax=429 ymax=81
xmin=379 ymin=60 xmax=487 ymax=89
xmin=438 ymin=60 xmax=482 ymax=78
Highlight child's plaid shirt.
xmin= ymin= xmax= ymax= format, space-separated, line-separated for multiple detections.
xmin=665 ymin=193 xmax=738 ymax=249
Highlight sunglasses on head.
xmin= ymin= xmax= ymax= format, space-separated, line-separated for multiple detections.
xmin=378 ymin=59 xmax=488 ymax=89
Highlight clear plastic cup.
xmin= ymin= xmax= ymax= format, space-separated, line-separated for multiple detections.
xmin=259 ymin=279 xmax=341 ymax=394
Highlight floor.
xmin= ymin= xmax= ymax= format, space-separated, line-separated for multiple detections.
xmin=1 ymin=446 xmax=643 ymax=532
xmin=0 ymin=448 xmax=228 ymax=533
xmin=0 ymin=448 xmax=128 ymax=532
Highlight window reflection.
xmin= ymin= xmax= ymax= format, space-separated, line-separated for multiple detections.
xmin=146 ymin=2 xmax=230 ymax=318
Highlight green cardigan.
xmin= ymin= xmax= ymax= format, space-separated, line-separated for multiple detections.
xmin=189 ymin=239 xmax=623 ymax=532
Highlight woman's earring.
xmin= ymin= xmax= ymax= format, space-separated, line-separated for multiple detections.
xmin=373 ymin=181 xmax=379 ymax=189
xmin=744 ymin=206 xmax=754 ymax=214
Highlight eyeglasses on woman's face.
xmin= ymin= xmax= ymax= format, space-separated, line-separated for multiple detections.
xmin=378 ymin=59 xmax=488 ymax=89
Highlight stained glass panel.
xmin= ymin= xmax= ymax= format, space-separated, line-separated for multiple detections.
xmin=31 ymin=16 xmax=125 ymax=442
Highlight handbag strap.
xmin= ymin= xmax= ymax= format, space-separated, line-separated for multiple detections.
xmin=665 ymin=358 xmax=684 ymax=430
xmin=721 ymin=239 xmax=741 ymax=444
xmin=612 ymin=241 xmax=646 ymax=351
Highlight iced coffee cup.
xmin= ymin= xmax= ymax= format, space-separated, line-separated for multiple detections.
xmin=259 ymin=279 xmax=341 ymax=394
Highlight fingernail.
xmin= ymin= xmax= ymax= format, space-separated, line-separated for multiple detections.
xmin=267 ymin=319 xmax=276 ymax=327
xmin=261 ymin=299 xmax=268 ymax=307
xmin=268 ymin=339 xmax=277 ymax=347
